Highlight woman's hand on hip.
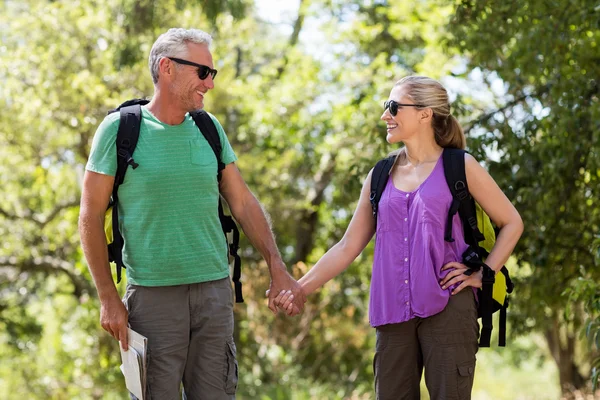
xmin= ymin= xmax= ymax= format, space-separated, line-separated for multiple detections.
xmin=440 ymin=261 xmax=483 ymax=295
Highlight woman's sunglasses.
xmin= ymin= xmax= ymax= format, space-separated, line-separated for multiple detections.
xmin=383 ymin=100 xmax=426 ymax=116
xmin=168 ymin=57 xmax=218 ymax=80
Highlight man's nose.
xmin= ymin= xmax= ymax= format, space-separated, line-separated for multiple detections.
xmin=204 ymin=75 xmax=215 ymax=90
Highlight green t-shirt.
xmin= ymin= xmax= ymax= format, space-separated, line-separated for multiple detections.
xmin=86 ymin=107 xmax=238 ymax=286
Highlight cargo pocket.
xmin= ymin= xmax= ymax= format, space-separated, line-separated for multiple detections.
xmin=224 ymin=339 xmax=238 ymax=395
xmin=456 ymin=360 xmax=476 ymax=398
xmin=122 ymin=285 xmax=138 ymax=320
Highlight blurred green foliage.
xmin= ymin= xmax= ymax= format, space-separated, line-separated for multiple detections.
xmin=0 ymin=0 xmax=598 ymax=398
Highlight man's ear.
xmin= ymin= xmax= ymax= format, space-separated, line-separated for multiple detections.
xmin=158 ymin=57 xmax=174 ymax=81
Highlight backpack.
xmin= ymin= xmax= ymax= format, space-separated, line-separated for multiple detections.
xmin=103 ymin=98 xmax=244 ymax=303
xmin=369 ymin=148 xmax=514 ymax=347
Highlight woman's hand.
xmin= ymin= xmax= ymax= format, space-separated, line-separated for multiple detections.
xmin=440 ymin=261 xmax=482 ymax=295
xmin=265 ymin=289 xmax=300 ymax=316
xmin=273 ymin=290 xmax=298 ymax=316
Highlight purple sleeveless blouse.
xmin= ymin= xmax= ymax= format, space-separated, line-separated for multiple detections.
xmin=369 ymin=156 xmax=470 ymax=327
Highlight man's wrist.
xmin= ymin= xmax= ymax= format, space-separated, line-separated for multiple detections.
xmin=267 ymin=256 xmax=286 ymax=273
xmin=97 ymin=282 xmax=121 ymax=305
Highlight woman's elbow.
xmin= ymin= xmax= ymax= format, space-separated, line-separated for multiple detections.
xmin=512 ymin=211 xmax=524 ymax=239
xmin=338 ymin=236 xmax=364 ymax=261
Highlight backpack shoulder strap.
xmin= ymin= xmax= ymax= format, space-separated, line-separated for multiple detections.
xmin=443 ymin=148 xmax=497 ymax=347
xmin=190 ymin=110 xmax=225 ymax=179
xmin=442 ymin=148 xmax=484 ymax=246
xmin=115 ymin=104 xmax=143 ymax=184
xmin=109 ymin=98 xmax=150 ymax=115
xmin=369 ymin=155 xmax=397 ymax=220
xmin=110 ymin=103 xmax=143 ymax=283
xmin=190 ymin=110 xmax=244 ymax=303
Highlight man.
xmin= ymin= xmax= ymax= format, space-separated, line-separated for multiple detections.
xmin=79 ymin=28 xmax=305 ymax=399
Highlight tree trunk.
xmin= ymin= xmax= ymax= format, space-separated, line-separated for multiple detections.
xmin=544 ymin=315 xmax=587 ymax=394
xmin=293 ymin=153 xmax=336 ymax=263
xmin=276 ymin=0 xmax=309 ymax=79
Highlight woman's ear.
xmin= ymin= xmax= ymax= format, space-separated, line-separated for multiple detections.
xmin=419 ymin=107 xmax=433 ymax=124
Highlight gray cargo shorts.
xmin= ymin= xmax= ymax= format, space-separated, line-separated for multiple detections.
xmin=123 ymin=277 xmax=237 ymax=400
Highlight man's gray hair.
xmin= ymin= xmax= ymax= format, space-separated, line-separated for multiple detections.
xmin=149 ymin=28 xmax=213 ymax=84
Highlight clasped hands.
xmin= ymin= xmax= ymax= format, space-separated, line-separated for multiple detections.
xmin=265 ymin=261 xmax=484 ymax=316
xmin=266 ymin=267 xmax=306 ymax=316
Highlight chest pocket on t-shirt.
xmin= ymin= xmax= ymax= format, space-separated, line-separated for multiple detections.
xmin=190 ymin=139 xmax=216 ymax=166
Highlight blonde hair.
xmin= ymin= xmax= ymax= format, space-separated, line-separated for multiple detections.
xmin=389 ymin=76 xmax=465 ymax=161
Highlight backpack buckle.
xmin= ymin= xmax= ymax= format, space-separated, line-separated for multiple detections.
xmin=467 ymin=216 xmax=478 ymax=230
xmin=117 ymin=149 xmax=139 ymax=169
xmin=482 ymin=274 xmax=495 ymax=285
xmin=370 ymin=192 xmax=378 ymax=217
xmin=454 ymin=181 xmax=469 ymax=200
xmin=481 ymin=263 xmax=495 ymax=284
xmin=462 ymin=246 xmax=485 ymax=270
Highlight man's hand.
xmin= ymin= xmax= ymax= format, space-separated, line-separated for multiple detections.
xmin=100 ymin=296 xmax=129 ymax=350
xmin=439 ymin=261 xmax=483 ymax=295
xmin=267 ymin=266 xmax=306 ymax=316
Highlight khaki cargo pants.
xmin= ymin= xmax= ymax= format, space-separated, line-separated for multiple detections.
xmin=374 ymin=289 xmax=479 ymax=400
xmin=123 ymin=278 xmax=237 ymax=400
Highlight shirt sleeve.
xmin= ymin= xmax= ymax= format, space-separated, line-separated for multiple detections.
xmin=208 ymin=113 xmax=238 ymax=165
xmin=85 ymin=113 xmax=120 ymax=176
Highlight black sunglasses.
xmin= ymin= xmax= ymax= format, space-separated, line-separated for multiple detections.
xmin=168 ymin=57 xmax=218 ymax=80
xmin=384 ymin=100 xmax=426 ymax=116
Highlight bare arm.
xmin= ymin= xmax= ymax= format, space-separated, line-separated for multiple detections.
xmin=465 ymin=154 xmax=524 ymax=273
xmin=439 ymin=154 xmax=525 ymax=294
xmin=79 ymin=170 xmax=129 ymax=349
xmin=297 ymin=170 xmax=376 ymax=295
xmin=219 ymin=162 xmax=306 ymax=314
xmin=442 ymin=153 xmax=525 ymax=292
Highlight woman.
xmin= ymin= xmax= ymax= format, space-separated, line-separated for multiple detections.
xmin=275 ymin=76 xmax=523 ymax=399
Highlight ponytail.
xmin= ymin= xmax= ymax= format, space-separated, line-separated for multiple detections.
xmin=433 ymin=114 xmax=466 ymax=150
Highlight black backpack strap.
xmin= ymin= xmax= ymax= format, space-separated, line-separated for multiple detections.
xmin=191 ymin=111 xmax=225 ymax=177
xmin=369 ymin=155 xmax=397 ymax=222
xmin=190 ymin=111 xmax=243 ymax=303
xmin=478 ymin=264 xmax=495 ymax=347
xmin=219 ymin=201 xmax=243 ymax=302
xmin=442 ymin=148 xmax=484 ymax=247
xmin=498 ymin=303 xmax=507 ymax=347
xmin=110 ymin=103 xmax=144 ymax=283
xmin=109 ymin=98 xmax=150 ymax=114
xmin=444 ymin=148 xmax=497 ymax=347
xmin=498 ymin=266 xmax=513 ymax=347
